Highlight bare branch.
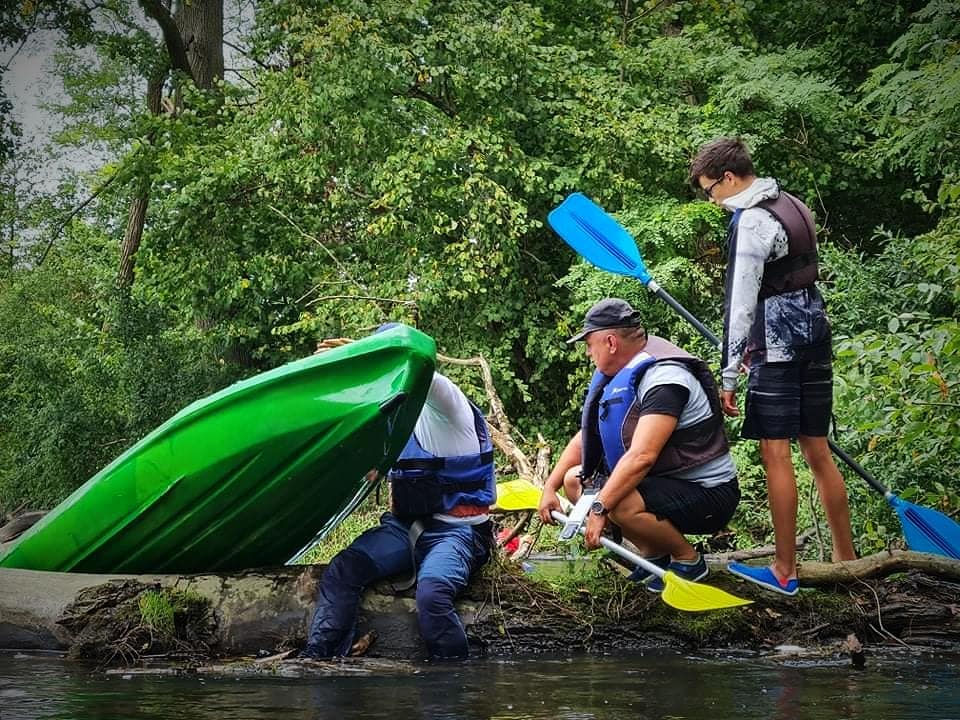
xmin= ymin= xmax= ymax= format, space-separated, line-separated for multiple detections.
xmin=436 ymin=352 xmax=548 ymax=485
xmin=707 ymin=528 xmax=816 ymax=563
xmin=305 ymin=294 xmax=416 ymax=307
xmin=37 ymin=169 xmax=123 ymax=267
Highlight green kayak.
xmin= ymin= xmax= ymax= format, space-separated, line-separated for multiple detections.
xmin=0 ymin=325 xmax=435 ymax=574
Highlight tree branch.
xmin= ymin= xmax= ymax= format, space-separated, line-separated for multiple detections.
xmin=799 ymin=550 xmax=960 ymax=585
xmin=436 ymin=353 xmax=547 ymax=486
xmin=37 ymin=169 xmax=123 ymax=267
xmin=305 ymin=294 xmax=416 ymax=307
xmin=404 ymin=85 xmax=457 ymax=118
xmin=707 ymin=528 xmax=816 ymax=563
xmin=138 ymin=0 xmax=194 ymax=82
xmin=267 ymin=205 xmax=365 ymax=291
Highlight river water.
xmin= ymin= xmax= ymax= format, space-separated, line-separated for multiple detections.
xmin=1 ymin=650 xmax=958 ymax=720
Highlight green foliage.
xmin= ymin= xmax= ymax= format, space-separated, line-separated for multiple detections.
xmin=529 ymin=556 xmax=621 ymax=606
xmin=0 ymin=231 xmax=236 ymax=512
xmin=3 ymin=0 xmax=958 ymax=559
xmin=823 ymin=218 xmax=960 ymax=551
xmin=298 ymin=490 xmax=390 ymax=564
xmin=859 ymin=1 xmax=960 ymax=209
xmin=138 ymin=590 xmax=177 ymax=638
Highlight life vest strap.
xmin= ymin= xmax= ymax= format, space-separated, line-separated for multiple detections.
xmin=394 ymin=450 xmax=494 ymax=471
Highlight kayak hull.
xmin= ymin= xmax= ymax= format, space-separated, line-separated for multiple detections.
xmin=0 ymin=326 xmax=436 ymax=573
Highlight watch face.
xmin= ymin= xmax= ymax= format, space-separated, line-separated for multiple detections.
xmin=590 ymin=500 xmax=605 ymax=515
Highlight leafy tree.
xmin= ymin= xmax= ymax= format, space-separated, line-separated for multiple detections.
xmin=822 ymin=218 xmax=960 ymax=551
xmin=859 ymin=0 xmax=960 ymax=212
xmin=0 ymin=224 xmax=236 ymax=510
xmin=1 ymin=0 xmax=956 ymax=555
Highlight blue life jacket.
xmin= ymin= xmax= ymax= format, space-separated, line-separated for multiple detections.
xmin=579 ymin=340 xmax=728 ymax=486
xmin=388 ymin=402 xmax=496 ymax=519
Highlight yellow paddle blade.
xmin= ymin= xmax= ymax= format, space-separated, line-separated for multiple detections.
xmin=493 ymin=479 xmax=542 ymax=512
xmin=660 ymin=570 xmax=753 ymax=612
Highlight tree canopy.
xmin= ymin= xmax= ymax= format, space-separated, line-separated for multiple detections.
xmin=1 ymin=0 xmax=956 ymax=554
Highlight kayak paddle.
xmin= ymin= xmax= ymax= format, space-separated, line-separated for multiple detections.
xmin=548 ymin=192 xmax=960 ymax=561
xmin=494 ymin=477 xmax=574 ymax=513
xmin=550 ymin=508 xmax=752 ymax=611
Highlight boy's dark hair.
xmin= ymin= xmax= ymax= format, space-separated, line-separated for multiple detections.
xmin=688 ymin=137 xmax=755 ymax=187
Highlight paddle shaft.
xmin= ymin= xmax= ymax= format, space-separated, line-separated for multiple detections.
xmin=648 ymin=281 xmax=721 ymax=347
xmin=550 ymin=509 xmax=666 ymax=579
xmin=644 ymin=282 xmax=891 ymax=497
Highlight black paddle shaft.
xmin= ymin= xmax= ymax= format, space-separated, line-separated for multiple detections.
xmin=826 ymin=439 xmax=889 ymax=495
xmin=651 ymin=285 xmax=722 ymax=348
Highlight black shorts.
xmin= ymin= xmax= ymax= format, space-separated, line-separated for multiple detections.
xmin=637 ymin=475 xmax=740 ymax=535
xmin=741 ymin=358 xmax=833 ymax=440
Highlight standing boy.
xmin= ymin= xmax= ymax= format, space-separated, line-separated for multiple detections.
xmin=688 ymin=137 xmax=856 ymax=595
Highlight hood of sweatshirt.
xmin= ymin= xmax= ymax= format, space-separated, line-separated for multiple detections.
xmin=721 ymin=177 xmax=779 ymax=211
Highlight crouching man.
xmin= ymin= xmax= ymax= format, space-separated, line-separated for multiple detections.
xmin=538 ymin=299 xmax=740 ymax=590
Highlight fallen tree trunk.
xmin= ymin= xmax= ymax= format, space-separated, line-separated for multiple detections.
xmin=1 ymin=551 xmax=958 ymax=665
xmin=798 ymin=549 xmax=960 ymax=585
xmin=0 ymin=566 xmax=322 ymax=655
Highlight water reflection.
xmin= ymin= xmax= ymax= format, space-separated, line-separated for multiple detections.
xmin=1 ymin=651 xmax=958 ymax=720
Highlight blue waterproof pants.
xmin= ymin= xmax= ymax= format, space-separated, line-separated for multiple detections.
xmin=304 ymin=512 xmax=490 ymax=660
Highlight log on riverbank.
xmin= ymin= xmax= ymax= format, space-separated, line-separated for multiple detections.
xmin=1 ymin=550 xmax=958 ymax=664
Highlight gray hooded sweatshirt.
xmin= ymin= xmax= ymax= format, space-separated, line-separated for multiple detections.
xmin=720 ymin=178 xmax=831 ymax=392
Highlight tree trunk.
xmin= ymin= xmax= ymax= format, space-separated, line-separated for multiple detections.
xmin=116 ymin=76 xmax=164 ymax=294
xmin=117 ymin=1 xmax=224 ymax=293
xmin=3 ymin=552 xmax=960 ymax=664
xmin=175 ymin=0 xmax=224 ymax=90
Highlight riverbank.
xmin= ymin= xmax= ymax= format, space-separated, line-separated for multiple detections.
xmin=2 ymin=550 xmax=958 ymax=666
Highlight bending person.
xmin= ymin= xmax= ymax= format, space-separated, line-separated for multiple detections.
xmin=303 ymin=324 xmax=495 ymax=660
xmin=539 ymin=299 xmax=740 ymax=590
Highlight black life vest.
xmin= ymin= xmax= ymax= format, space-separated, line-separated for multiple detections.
xmin=730 ymin=189 xmax=819 ymax=299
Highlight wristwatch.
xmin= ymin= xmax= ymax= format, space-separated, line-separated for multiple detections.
xmin=589 ymin=498 xmax=608 ymax=516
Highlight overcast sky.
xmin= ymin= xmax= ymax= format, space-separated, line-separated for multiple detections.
xmin=4 ymin=31 xmax=109 ymax=191
xmin=4 ymin=2 xmax=253 ymax=187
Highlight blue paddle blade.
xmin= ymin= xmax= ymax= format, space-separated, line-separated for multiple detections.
xmin=888 ymin=494 xmax=960 ymax=559
xmin=548 ymin=193 xmax=653 ymax=285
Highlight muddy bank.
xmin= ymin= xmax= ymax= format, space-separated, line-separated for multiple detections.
xmin=1 ymin=550 xmax=958 ymax=665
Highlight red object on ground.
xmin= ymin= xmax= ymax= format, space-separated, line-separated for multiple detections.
xmin=497 ymin=528 xmax=520 ymax=554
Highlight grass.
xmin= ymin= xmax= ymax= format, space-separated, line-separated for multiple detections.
xmin=296 ymin=490 xmax=390 ymax=565
xmin=137 ymin=588 xmax=210 ymax=642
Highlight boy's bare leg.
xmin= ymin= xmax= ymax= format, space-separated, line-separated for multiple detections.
xmin=760 ymin=438 xmax=799 ymax=581
xmin=799 ymin=435 xmax=857 ymax=562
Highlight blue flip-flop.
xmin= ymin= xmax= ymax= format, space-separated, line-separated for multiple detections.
xmin=727 ymin=562 xmax=799 ymax=596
